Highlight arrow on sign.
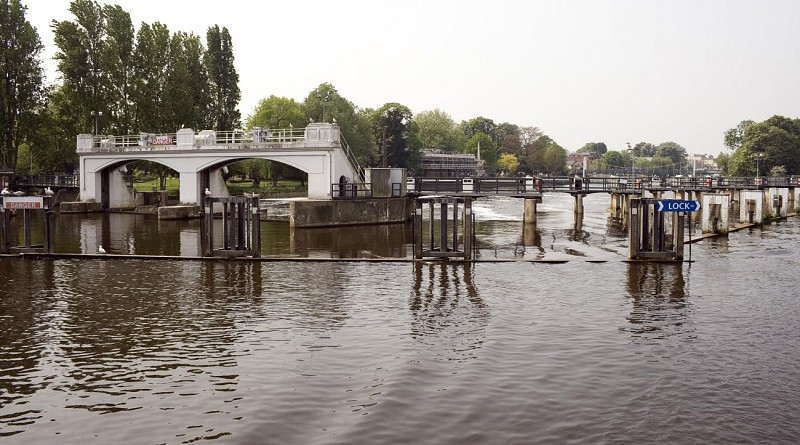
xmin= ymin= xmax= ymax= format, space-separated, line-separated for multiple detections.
xmin=656 ymin=200 xmax=701 ymax=212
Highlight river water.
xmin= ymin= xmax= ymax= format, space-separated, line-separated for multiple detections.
xmin=1 ymin=194 xmax=799 ymax=444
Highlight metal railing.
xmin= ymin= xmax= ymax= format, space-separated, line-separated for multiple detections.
xmin=332 ymin=182 xmax=372 ymax=199
xmin=17 ymin=175 xmax=80 ymax=188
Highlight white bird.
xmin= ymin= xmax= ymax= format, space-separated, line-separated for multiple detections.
xmin=12 ymin=190 xmax=24 ymax=196
xmin=98 ymin=245 xmax=106 ymax=254
xmin=44 ymin=187 xmax=54 ymax=196
xmin=0 ymin=187 xmax=9 ymax=196
xmin=204 ymin=187 xmax=212 ymax=197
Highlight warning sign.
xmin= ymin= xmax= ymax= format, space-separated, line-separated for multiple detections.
xmin=3 ymin=197 xmax=44 ymax=209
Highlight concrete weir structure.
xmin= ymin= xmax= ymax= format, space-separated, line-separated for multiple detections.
xmin=76 ymin=123 xmax=361 ymax=209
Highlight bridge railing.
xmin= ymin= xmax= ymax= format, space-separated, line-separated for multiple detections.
xmin=17 ymin=175 xmax=80 ymax=188
xmin=332 ymin=182 xmax=372 ymax=199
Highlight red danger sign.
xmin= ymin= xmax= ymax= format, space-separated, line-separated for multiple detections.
xmin=3 ymin=197 xmax=44 ymax=209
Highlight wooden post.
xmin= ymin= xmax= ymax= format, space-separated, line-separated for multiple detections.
xmin=452 ymin=200 xmax=459 ymax=252
xmin=414 ymin=200 xmax=423 ymax=259
xmin=1 ymin=207 xmax=9 ymax=254
xmin=464 ymin=198 xmax=473 ymax=260
xmin=523 ymin=198 xmax=537 ymax=224
xmin=428 ymin=201 xmax=435 ymax=251
xmin=251 ymin=197 xmax=261 ymax=258
xmin=439 ymin=202 xmax=448 ymax=252
xmin=23 ymin=209 xmax=32 ymax=248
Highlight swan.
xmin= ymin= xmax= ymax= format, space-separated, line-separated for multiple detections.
xmin=98 ymin=245 xmax=106 ymax=254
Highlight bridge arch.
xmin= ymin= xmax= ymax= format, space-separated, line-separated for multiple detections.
xmin=77 ymin=123 xmax=361 ymax=206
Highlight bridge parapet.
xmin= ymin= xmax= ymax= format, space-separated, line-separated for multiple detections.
xmin=77 ymin=123 xmax=341 ymax=153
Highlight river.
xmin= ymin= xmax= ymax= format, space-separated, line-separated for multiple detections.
xmin=1 ymin=194 xmax=799 ymax=444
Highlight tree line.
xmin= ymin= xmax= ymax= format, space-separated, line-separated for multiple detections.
xmin=5 ymin=0 xmax=796 ymax=186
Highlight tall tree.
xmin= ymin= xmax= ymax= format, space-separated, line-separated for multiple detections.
xmin=466 ymin=132 xmax=498 ymax=167
xmin=654 ymin=141 xmax=687 ymax=165
xmin=165 ymin=31 xmax=211 ymax=131
xmin=205 ymin=25 xmax=240 ymax=131
xmin=52 ymin=0 xmax=106 ymax=134
xmin=370 ymin=103 xmax=415 ymax=170
xmin=577 ymin=142 xmax=607 ymax=156
xmin=100 ymin=4 xmax=133 ymax=134
xmin=414 ymin=108 xmax=464 ymax=152
xmin=247 ymin=95 xmax=305 ymax=129
xmin=0 ymin=0 xmax=45 ymax=174
xmin=459 ymin=116 xmax=496 ymax=141
xmin=130 ymin=22 xmax=170 ymax=133
xmin=302 ymin=83 xmax=376 ymax=166
xmin=495 ymin=122 xmax=520 ymax=155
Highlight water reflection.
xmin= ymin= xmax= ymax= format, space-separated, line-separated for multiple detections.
xmin=622 ymin=263 xmax=694 ymax=344
xmin=410 ymin=263 xmax=488 ymax=362
xmin=290 ymin=223 xmax=411 ymax=258
xmin=0 ymin=261 xmax=55 ymax=436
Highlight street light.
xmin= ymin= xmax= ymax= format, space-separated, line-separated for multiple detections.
xmin=90 ymin=111 xmax=103 ymax=134
xmin=755 ymin=152 xmax=765 ymax=179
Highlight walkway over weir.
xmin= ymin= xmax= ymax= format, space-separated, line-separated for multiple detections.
xmin=77 ymin=123 xmax=362 ymax=209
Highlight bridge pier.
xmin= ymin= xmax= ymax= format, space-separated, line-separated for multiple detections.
xmin=523 ymin=197 xmax=541 ymax=224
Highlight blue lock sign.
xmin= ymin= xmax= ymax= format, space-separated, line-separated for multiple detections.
xmin=656 ymin=200 xmax=700 ymax=212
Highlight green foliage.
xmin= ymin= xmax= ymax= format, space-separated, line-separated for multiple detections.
xmin=598 ymin=150 xmax=631 ymax=170
xmin=725 ymin=117 xmax=800 ymax=176
xmin=0 ymin=0 xmax=45 ymax=173
xmin=577 ymin=142 xmax=607 ymax=156
xmin=246 ymin=95 xmax=306 ymax=129
xmin=466 ymin=132 xmax=498 ymax=167
xmin=414 ymin=109 xmax=465 ymax=152
xmin=301 ymin=83 xmax=376 ymax=166
xmin=542 ymin=143 xmax=567 ymax=175
xmin=205 ymin=25 xmax=240 ymax=131
xmin=654 ymin=141 xmax=687 ymax=165
xmin=716 ymin=152 xmax=730 ymax=175
xmin=369 ymin=103 xmax=416 ymax=169
xmin=459 ymin=116 xmax=496 ymax=141
xmin=495 ymin=122 xmax=520 ymax=155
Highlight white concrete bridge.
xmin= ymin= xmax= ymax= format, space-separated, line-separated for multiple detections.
xmin=77 ymin=123 xmax=362 ymax=209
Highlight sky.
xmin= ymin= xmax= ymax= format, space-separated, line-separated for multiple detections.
xmin=24 ymin=0 xmax=800 ymax=155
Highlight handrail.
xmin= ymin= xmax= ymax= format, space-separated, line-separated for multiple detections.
xmin=338 ymin=133 xmax=364 ymax=184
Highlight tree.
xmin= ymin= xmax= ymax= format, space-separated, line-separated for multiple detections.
xmin=495 ymin=122 xmax=520 ymax=155
xmin=205 ymin=25 xmax=240 ymax=131
xmin=542 ymin=143 xmax=567 ymax=175
xmin=369 ymin=103 xmax=415 ymax=170
xmin=466 ymin=132 xmax=498 ymax=167
xmin=165 ymin=31 xmax=211 ymax=131
xmin=52 ymin=0 xmax=108 ymax=134
xmin=724 ymin=120 xmax=754 ymax=151
xmin=633 ymin=142 xmax=656 ymax=157
xmin=654 ymin=141 xmax=687 ymax=165
xmin=497 ymin=153 xmax=519 ymax=174
xmin=414 ymin=109 xmax=464 ymax=152
xmin=100 ymin=4 xmax=134 ymax=134
xmin=577 ymin=142 xmax=607 ymax=156
xmin=716 ymin=152 xmax=730 ymax=175
xmin=302 ymin=83 xmax=376 ymax=166
xmin=459 ymin=116 xmax=496 ymax=141
xmin=246 ymin=95 xmax=305 ymax=129
xmin=0 ymin=0 xmax=45 ymax=175
xmin=598 ymin=150 xmax=631 ymax=171
xmin=130 ymin=22 xmax=171 ymax=133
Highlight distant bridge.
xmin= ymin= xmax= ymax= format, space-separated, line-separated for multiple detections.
xmin=408 ymin=175 xmax=800 ymax=195
xmin=76 ymin=123 xmax=362 ymax=209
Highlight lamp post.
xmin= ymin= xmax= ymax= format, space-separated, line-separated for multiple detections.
xmin=755 ymin=152 xmax=764 ymax=178
xmin=626 ymin=142 xmax=634 ymax=180
xmin=90 ymin=111 xmax=103 ymax=134
xmin=316 ymin=91 xmax=330 ymax=122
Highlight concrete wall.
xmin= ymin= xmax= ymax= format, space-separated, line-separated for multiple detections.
xmin=740 ymin=190 xmax=765 ymax=223
xmin=366 ymin=168 xmax=407 ymax=197
xmin=701 ymin=194 xmax=730 ymax=234
xmin=289 ymin=197 xmax=413 ymax=227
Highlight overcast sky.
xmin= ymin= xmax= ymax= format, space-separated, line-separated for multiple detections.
xmin=25 ymin=0 xmax=800 ymax=155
